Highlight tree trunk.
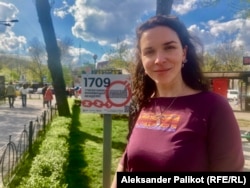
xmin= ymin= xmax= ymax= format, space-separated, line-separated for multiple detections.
xmin=156 ymin=0 xmax=174 ymax=16
xmin=35 ymin=0 xmax=70 ymax=117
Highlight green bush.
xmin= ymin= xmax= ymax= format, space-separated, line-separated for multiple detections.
xmin=74 ymin=99 xmax=81 ymax=106
xmin=17 ymin=117 xmax=71 ymax=188
xmin=9 ymin=98 xmax=129 ymax=188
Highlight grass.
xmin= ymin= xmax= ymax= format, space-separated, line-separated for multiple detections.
xmin=65 ymin=102 xmax=128 ymax=188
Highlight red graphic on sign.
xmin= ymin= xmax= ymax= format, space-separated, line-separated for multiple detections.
xmin=81 ymin=79 xmax=131 ymax=108
xmin=105 ymin=80 xmax=132 ymax=107
xmin=81 ymin=100 xmax=112 ymax=108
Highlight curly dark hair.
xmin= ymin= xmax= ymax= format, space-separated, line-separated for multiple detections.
xmin=127 ymin=15 xmax=209 ymax=139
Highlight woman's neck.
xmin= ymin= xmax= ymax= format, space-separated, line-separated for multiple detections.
xmin=155 ymin=81 xmax=194 ymax=98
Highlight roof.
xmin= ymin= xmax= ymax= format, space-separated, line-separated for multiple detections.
xmin=203 ymin=72 xmax=250 ymax=79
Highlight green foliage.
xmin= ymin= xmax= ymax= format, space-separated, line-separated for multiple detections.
xmin=103 ymin=40 xmax=134 ymax=74
xmin=73 ymin=98 xmax=81 ymax=106
xmin=203 ymin=42 xmax=247 ymax=72
xmin=0 ymin=54 xmax=50 ymax=83
xmin=17 ymin=117 xmax=71 ymax=188
xmin=9 ymin=98 xmax=128 ymax=188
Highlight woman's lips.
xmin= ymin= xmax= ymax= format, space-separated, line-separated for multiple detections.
xmin=154 ymin=68 xmax=171 ymax=72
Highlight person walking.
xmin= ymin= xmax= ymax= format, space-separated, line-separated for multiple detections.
xmin=111 ymin=15 xmax=244 ymax=187
xmin=19 ymin=84 xmax=29 ymax=107
xmin=5 ymin=81 xmax=16 ymax=108
xmin=42 ymin=84 xmax=48 ymax=108
xmin=44 ymin=86 xmax=53 ymax=108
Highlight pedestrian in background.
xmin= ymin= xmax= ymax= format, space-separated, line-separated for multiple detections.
xmin=42 ymin=83 xmax=48 ymax=107
xmin=5 ymin=81 xmax=16 ymax=108
xmin=111 ymin=15 xmax=244 ymax=187
xmin=44 ymin=86 xmax=53 ymax=108
xmin=19 ymin=84 xmax=29 ymax=107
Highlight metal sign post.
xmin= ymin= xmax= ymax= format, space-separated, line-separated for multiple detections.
xmin=81 ymin=72 xmax=132 ymax=188
xmin=103 ymin=114 xmax=112 ymax=188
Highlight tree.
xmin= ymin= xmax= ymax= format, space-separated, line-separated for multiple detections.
xmin=156 ymin=0 xmax=173 ymax=15
xmin=0 ymin=54 xmax=34 ymax=83
xmin=214 ymin=42 xmax=245 ymax=71
xmin=57 ymin=37 xmax=74 ymax=86
xmin=35 ymin=0 xmax=70 ymax=117
xmin=106 ymin=41 xmax=134 ymax=74
xmin=203 ymin=42 xmax=245 ymax=72
xmin=57 ymin=36 xmax=73 ymax=66
xmin=28 ymin=38 xmax=48 ymax=83
xmin=203 ymin=53 xmax=221 ymax=72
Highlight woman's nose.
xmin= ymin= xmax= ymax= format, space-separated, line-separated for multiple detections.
xmin=155 ymin=52 xmax=166 ymax=64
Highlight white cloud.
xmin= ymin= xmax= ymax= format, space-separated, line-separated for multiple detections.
xmin=68 ymin=45 xmax=95 ymax=65
xmin=187 ymin=17 xmax=250 ymax=54
xmin=208 ymin=19 xmax=241 ymax=37
xmin=0 ymin=2 xmax=25 ymax=53
xmin=172 ymin=0 xmax=198 ymax=15
xmin=53 ymin=0 xmax=71 ymax=19
xmin=0 ymin=31 xmax=26 ymax=52
xmin=68 ymin=0 xmax=155 ymax=46
xmin=188 ymin=24 xmax=215 ymax=49
xmin=4 ymin=0 xmax=248 ymax=65
xmin=0 ymin=2 xmax=19 ymax=21
xmin=233 ymin=19 xmax=250 ymax=54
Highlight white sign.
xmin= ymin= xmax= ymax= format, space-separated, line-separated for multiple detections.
xmin=81 ymin=74 xmax=132 ymax=114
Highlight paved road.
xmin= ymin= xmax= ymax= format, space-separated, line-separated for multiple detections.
xmin=236 ymin=111 xmax=250 ymax=172
xmin=230 ymin=100 xmax=250 ymax=171
xmin=0 ymin=95 xmax=49 ymax=148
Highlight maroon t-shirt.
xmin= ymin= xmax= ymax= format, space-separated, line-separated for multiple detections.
xmin=121 ymin=91 xmax=244 ymax=171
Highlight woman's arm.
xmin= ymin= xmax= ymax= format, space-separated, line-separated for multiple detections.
xmin=110 ymin=163 xmax=124 ymax=188
xmin=207 ymin=96 xmax=244 ymax=171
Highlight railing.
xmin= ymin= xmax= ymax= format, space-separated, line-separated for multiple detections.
xmin=0 ymin=105 xmax=57 ymax=187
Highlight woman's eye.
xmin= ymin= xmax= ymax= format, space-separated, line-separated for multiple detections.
xmin=165 ymin=46 xmax=175 ymax=50
xmin=143 ymin=50 xmax=154 ymax=55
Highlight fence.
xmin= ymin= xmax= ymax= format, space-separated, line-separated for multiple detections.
xmin=0 ymin=105 xmax=57 ymax=187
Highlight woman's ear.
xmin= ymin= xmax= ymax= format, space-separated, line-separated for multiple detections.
xmin=183 ymin=45 xmax=188 ymax=60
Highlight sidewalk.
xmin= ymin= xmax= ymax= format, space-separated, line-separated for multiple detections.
xmin=234 ymin=111 xmax=250 ymax=122
xmin=235 ymin=111 xmax=250 ymax=172
xmin=0 ymin=95 xmax=50 ymax=148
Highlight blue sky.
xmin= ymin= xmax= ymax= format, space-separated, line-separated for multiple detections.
xmin=0 ymin=0 xmax=250 ymax=67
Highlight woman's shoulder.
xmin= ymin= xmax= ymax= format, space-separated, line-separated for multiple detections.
xmin=197 ymin=91 xmax=228 ymax=102
xmin=181 ymin=91 xmax=227 ymax=101
xmin=174 ymin=91 xmax=230 ymax=109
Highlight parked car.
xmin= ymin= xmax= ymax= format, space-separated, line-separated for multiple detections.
xmin=36 ymin=87 xmax=43 ymax=94
xmin=227 ymin=89 xmax=239 ymax=102
xmin=27 ymin=88 xmax=34 ymax=94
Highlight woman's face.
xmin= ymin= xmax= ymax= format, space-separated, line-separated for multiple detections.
xmin=140 ymin=26 xmax=187 ymax=87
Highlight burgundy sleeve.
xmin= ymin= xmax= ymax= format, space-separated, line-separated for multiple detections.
xmin=207 ymin=96 xmax=244 ymax=171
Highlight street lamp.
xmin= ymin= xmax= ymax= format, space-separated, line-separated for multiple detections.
xmin=0 ymin=19 xmax=19 ymax=26
xmin=93 ymin=54 xmax=98 ymax=64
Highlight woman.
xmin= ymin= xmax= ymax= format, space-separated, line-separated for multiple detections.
xmin=19 ymin=84 xmax=29 ymax=107
xmin=111 ymin=15 xmax=244 ymax=187
xmin=44 ymin=86 xmax=53 ymax=108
